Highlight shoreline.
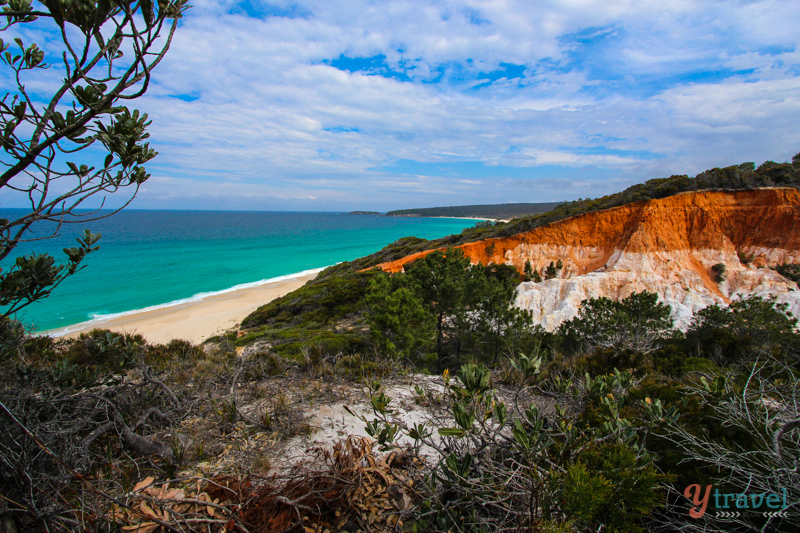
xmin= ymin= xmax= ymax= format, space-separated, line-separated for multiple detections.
xmin=43 ymin=269 xmax=323 ymax=345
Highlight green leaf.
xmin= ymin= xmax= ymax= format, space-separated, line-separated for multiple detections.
xmin=140 ymin=0 xmax=154 ymax=25
xmin=437 ymin=428 xmax=466 ymax=437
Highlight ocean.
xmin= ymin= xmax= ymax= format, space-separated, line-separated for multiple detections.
xmin=0 ymin=210 xmax=476 ymax=332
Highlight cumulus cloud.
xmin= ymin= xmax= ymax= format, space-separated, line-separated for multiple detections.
xmin=3 ymin=0 xmax=800 ymax=210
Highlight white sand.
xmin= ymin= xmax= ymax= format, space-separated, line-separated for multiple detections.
xmin=44 ymin=272 xmax=319 ymax=345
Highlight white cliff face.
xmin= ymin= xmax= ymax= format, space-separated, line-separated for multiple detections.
xmin=513 ymin=247 xmax=800 ymax=331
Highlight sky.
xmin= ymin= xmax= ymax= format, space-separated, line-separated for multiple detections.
xmin=3 ymin=0 xmax=800 ymax=211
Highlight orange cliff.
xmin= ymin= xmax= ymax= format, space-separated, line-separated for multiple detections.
xmin=374 ymin=188 xmax=800 ymax=330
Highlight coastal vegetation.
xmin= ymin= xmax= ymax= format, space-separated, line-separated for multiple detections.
xmin=3 ymin=271 xmax=800 ymax=532
xmin=3 ymin=152 xmax=800 ymax=532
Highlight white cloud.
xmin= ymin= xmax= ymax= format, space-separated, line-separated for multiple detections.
xmin=2 ymin=0 xmax=800 ymax=211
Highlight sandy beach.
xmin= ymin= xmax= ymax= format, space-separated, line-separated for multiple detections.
xmin=44 ymin=271 xmax=320 ymax=345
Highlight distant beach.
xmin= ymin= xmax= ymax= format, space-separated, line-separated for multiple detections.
xmin=45 ymin=270 xmax=320 ymax=344
xmin=1 ymin=210 xmax=475 ymax=341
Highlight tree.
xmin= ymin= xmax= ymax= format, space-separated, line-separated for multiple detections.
xmin=0 ymin=0 xmax=187 ymax=320
xmin=544 ymin=261 xmax=558 ymax=280
xmin=686 ymin=295 xmax=798 ymax=359
xmin=464 ymin=263 xmax=532 ymax=364
xmin=559 ymin=291 xmax=673 ymax=354
xmin=405 ymin=248 xmax=471 ymax=372
xmin=523 ymin=259 xmax=533 ymax=281
xmin=365 ymin=274 xmax=434 ymax=364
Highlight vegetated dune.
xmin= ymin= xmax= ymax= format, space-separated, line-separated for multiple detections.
xmin=374 ymin=188 xmax=800 ymax=330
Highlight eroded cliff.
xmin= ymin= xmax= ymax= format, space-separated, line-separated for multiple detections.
xmin=375 ymin=188 xmax=800 ymax=330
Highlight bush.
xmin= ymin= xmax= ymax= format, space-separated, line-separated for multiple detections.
xmin=65 ymin=329 xmax=146 ymax=372
xmin=711 ymin=263 xmax=726 ymax=282
xmin=775 ymin=263 xmax=800 ymax=283
xmin=559 ymin=291 xmax=673 ymax=354
xmin=686 ymin=295 xmax=799 ymax=360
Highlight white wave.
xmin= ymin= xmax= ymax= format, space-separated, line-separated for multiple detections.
xmin=43 ymin=266 xmax=329 ymax=338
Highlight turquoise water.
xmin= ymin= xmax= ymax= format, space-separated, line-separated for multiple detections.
xmin=0 ymin=210 xmax=476 ymax=332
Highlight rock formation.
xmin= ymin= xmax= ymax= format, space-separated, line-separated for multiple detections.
xmin=375 ymin=188 xmax=800 ymax=330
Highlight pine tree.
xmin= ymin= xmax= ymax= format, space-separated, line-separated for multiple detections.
xmin=545 ymin=261 xmax=558 ymax=280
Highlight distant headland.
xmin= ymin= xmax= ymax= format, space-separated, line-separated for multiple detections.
xmin=347 ymin=202 xmax=564 ymax=219
xmin=384 ymin=202 xmax=563 ymax=219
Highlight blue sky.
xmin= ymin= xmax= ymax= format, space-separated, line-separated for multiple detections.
xmin=3 ymin=0 xmax=800 ymax=211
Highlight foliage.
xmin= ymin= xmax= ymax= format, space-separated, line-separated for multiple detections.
xmin=365 ymin=274 xmax=435 ymax=364
xmin=237 ymin=271 xmax=377 ymax=357
xmin=711 ymin=262 xmax=726 ymax=282
xmin=1 ymin=230 xmax=100 ymax=317
xmin=775 ymin=262 xmax=800 ymax=283
xmin=405 ymin=248 xmax=473 ymax=371
xmin=559 ymin=291 xmax=674 ymax=354
xmin=653 ymin=355 xmax=800 ymax=532
xmin=686 ymin=294 xmax=799 ymax=360
xmin=564 ymin=444 xmax=668 ymax=532
xmin=0 ymin=0 xmax=186 ymax=318
xmin=0 ymin=315 xmax=25 ymax=359
xmin=544 ymin=260 xmax=560 ymax=280
xmin=368 ymin=248 xmax=534 ymax=371
xmin=243 ymin=271 xmax=376 ymax=330
xmin=362 ymin=361 xmax=672 ymax=532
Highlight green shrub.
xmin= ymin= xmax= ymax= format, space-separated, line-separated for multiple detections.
xmin=775 ymin=262 xmax=800 ymax=283
xmin=66 ymin=329 xmax=145 ymax=371
xmin=145 ymin=338 xmax=204 ymax=368
xmin=559 ymin=291 xmax=673 ymax=354
xmin=565 ymin=443 xmax=671 ymax=533
xmin=686 ymin=295 xmax=799 ymax=360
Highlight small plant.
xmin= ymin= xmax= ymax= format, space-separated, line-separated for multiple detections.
xmin=711 ymin=262 xmax=726 ymax=282
xmin=194 ymin=439 xmax=207 ymax=460
xmin=214 ymin=398 xmax=238 ymax=429
xmin=165 ymin=434 xmax=186 ymax=477
xmin=413 ymin=384 xmax=426 ymax=404
xmin=738 ymin=249 xmax=753 ymax=264
xmin=259 ymin=409 xmax=273 ymax=431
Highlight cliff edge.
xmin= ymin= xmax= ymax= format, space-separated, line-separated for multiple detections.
xmin=374 ymin=188 xmax=800 ymax=330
